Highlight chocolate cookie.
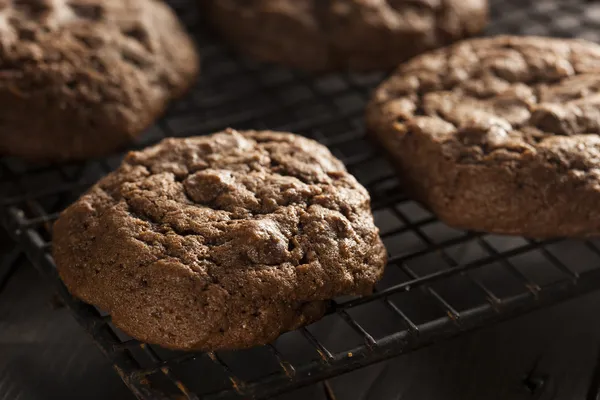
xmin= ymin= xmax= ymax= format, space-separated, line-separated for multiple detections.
xmin=367 ymin=36 xmax=600 ymax=238
xmin=0 ymin=0 xmax=199 ymax=161
xmin=53 ymin=129 xmax=387 ymax=350
xmin=202 ymin=0 xmax=488 ymax=71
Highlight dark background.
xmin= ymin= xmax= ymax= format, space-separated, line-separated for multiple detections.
xmin=4 ymin=244 xmax=600 ymax=400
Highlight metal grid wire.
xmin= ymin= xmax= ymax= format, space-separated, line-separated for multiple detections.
xmin=3 ymin=0 xmax=600 ymax=399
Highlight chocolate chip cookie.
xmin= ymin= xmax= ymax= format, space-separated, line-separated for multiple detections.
xmin=367 ymin=36 xmax=600 ymax=238
xmin=0 ymin=0 xmax=199 ymax=161
xmin=53 ymin=129 xmax=387 ymax=350
xmin=202 ymin=0 xmax=488 ymax=71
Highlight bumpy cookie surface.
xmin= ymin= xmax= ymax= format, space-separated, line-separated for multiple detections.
xmin=53 ymin=129 xmax=387 ymax=350
xmin=202 ymin=0 xmax=488 ymax=71
xmin=367 ymin=36 xmax=600 ymax=238
xmin=0 ymin=0 xmax=199 ymax=161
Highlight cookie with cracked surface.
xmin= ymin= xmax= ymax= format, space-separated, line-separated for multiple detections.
xmin=201 ymin=0 xmax=488 ymax=71
xmin=367 ymin=36 xmax=600 ymax=238
xmin=53 ymin=129 xmax=387 ymax=350
xmin=0 ymin=0 xmax=199 ymax=161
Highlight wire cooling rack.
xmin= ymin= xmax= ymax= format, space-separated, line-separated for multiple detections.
xmin=4 ymin=0 xmax=600 ymax=399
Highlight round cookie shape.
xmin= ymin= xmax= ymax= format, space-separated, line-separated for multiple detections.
xmin=53 ymin=129 xmax=387 ymax=350
xmin=0 ymin=0 xmax=199 ymax=161
xmin=202 ymin=0 xmax=488 ymax=71
xmin=367 ymin=36 xmax=600 ymax=238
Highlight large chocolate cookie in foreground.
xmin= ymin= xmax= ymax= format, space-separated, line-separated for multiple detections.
xmin=53 ymin=129 xmax=387 ymax=350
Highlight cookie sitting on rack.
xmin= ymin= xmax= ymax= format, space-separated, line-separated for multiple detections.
xmin=201 ymin=0 xmax=488 ymax=71
xmin=367 ymin=35 xmax=600 ymax=238
xmin=0 ymin=0 xmax=199 ymax=162
xmin=52 ymin=128 xmax=387 ymax=351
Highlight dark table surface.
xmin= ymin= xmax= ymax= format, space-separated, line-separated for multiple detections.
xmin=3 ymin=245 xmax=600 ymax=400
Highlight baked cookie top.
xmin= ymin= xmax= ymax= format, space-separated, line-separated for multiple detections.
xmin=204 ymin=0 xmax=488 ymax=71
xmin=0 ymin=0 xmax=199 ymax=161
xmin=53 ymin=129 xmax=386 ymax=349
xmin=367 ymin=36 xmax=600 ymax=237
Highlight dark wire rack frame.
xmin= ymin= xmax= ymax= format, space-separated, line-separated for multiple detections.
xmin=4 ymin=0 xmax=600 ymax=399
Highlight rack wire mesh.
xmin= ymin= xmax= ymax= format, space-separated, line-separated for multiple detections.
xmin=3 ymin=0 xmax=600 ymax=399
